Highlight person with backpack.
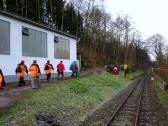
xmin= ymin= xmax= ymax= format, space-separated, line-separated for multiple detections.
xmin=57 ymin=61 xmax=65 ymax=80
xmin=113 ymin=66 xmax=118 ymax=75
xmin=15 ymin=60 xmax=28 ymax=87
xmin=29 ymin=60 xmax=41 ymax=89
xmin=71 ymin=61 xmax=78 ymax=78
xmin=124 ymin=64 xmax=128 ymax=78
xmin=0 ymin=69 xmax=5 ymax=90
xmin=44 ymin=60 xmax=54 ymax=83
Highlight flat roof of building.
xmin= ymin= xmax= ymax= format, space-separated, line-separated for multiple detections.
xmin=0 ymin=9 xmax=80 ymax=41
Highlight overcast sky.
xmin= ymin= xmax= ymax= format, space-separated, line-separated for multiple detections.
xmin=105 ymin=0 xmax=168 ymax=42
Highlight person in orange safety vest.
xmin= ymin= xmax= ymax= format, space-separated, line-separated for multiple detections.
xmin=29 ymin=60 xmax=41 ymax=89
xmin=44 ymin=60 xmax=54 ymax=83
xmin=15 ymin=60 xmax=28 ymax=87
xmin=0 ymin=69 xmax=5 ymax=90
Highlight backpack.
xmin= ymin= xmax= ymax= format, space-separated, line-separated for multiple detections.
xmin=69 ymin=64 xmax=73 ymax=70
xmin=44 ymin=64 xmax=49 ymax=70
xmin=17 ymin=66 xmax=22 ymax=73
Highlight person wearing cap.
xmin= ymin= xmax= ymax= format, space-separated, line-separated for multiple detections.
xmin=15 ymin=60 xmax=28 ymax=87
xmin=0 ymin=69 xmax=5 ymax=90
xmin=57 ymin=61 xmax=65 ymax=80
xmin=29 ymin=60 xmax=41 ymax=89
xmin=44 ymin=60 xmax=54 ymax=83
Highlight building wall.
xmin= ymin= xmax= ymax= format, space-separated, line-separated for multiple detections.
xmin=0 ymin=15 xmax=77 ymax=82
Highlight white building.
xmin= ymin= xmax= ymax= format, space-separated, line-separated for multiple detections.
xmin=0 ymin=10 xmax=79 ymax=82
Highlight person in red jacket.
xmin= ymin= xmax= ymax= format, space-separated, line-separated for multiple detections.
xmin=0 ymin=69 xmax=5 ymax=90
xmin=57 ymin=61 xmax=65 ymax=80
xmin=113 ymin=67 xmax=118 ymax=75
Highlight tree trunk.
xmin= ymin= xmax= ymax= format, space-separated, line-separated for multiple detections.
xmin=21 ymin=0 xmax=24 ymax=17
xmin=37 ymin=0 xmax=40 ymax=22
xmin=61 ymin=2 xmax=65 ymax=31
xmin=16 ymin=0 xmax=18 ymax=14
xmin=25 ymin=0 xmax=27 ymax=17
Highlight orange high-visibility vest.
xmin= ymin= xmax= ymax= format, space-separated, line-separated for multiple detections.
xmin=0 ymin=73 xmax=3 ymax=88
xmin=16 ymin=64 xmax=27 ymax=77
xmin=21 ymin=65 xmax=27 ymax=75
xmin=45 ymin=64 xmax=53 ymax=75
xmin=30 ymin=65 xmax=40 ymax=77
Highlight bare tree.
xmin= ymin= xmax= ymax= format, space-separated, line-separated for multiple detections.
xmin=145 ymin=34 xmax=166 ymax=67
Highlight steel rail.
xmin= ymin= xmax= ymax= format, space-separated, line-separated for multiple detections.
xmin=106 ymin=78 xmax=144 ymax=126
xmin=134 ymin=77 xmax=145 ymax=126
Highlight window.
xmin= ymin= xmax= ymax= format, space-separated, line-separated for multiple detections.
xmin=22 ymin=27 xmax=47 ymax=57
xmin=0 ymin=19 xmax=10 ymax=55
xmin=54 ymin=36 xmax=70 ymax=59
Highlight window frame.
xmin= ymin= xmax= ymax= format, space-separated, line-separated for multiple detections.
xmin=0 ymin=19 xmax=10 ymax=55
xmin=54 ymin=36 xmax=70 ymax=60
xmin=22 ymin=26 xmax=47 ymax=58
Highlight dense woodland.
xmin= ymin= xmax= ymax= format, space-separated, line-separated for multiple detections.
xmin=1 ymin=0 xmax=167 ymax=70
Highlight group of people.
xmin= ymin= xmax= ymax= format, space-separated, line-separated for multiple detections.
xmin=111 ymin=65 xmax=129 ymax=77
xmin=0 ymin=60 xmax=79 ymax=90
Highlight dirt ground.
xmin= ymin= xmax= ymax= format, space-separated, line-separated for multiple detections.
xmin=0 ymin=68 xmax=104 ymax=115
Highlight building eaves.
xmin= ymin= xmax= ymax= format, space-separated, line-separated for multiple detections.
xmin=0 ymin=9 xmax=80 ymax=41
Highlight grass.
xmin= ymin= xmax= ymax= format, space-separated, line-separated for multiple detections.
xmin=0 ymin=71 xmax=142 ymax=126
xmin=128 ymin=70 xmax=144 ymax=80
xmin=154 ymin=83 xmax=168 ymax=111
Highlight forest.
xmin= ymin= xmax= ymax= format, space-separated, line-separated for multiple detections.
xmin=1 ymin=0 xmax=167 ymax=70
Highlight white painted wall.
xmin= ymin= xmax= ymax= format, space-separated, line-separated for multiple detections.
xmin=0 ymin=14 xmax=77 ymax=76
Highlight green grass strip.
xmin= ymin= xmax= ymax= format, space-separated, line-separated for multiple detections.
xmin=0 ymin=71 xmax=142 ymax=126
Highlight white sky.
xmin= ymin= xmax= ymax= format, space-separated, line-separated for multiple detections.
xmin=105 ymin=0 xmax=168 ymax=42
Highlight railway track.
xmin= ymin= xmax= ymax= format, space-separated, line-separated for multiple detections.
xmin=138 ymin=78 xmax=168 ymax=126
xmin=106 ymin=77 xmax=168 ymax=126
xmin=106 ymin=77 xmax=145 ymax=126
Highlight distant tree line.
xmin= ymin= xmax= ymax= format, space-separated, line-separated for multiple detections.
xmin=0 ymin=0 xmax=152 ymax=70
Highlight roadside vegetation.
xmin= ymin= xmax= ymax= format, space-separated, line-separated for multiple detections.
xmin=128 ymin=70 xmax=143 ymax=80
xmin=0 ymin=71 xmax=143 ymax=126
xmin=154 ymin=83 xmax=168 ymax=111
xmin=152 ymin=69 xmax=168 ymax=110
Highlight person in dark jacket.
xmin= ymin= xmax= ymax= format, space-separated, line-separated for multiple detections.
xmin=71 ymin=61 xmax=78 ymax=78
xmin=0 ymin=69 xmax=5 ymax=90
xmin=44 ymin=60 xmax=54 ymax=83
xmin=15 ymin=60 xmax=28 ymax=87
xmin=84 ymin=61 xmax=87 ymax=71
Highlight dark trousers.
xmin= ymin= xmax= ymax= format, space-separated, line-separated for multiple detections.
xmin=84 ymin=66 xmax=87 ymax=71
xmin=46 ymin=74 xmax=51 ymax=82
xmin=71 ymin=72 xmax=77 ymax=78
xmin=57 ymin=72 xmax=64 ymax=80
xmin=18 ymin=77 xmax=25 ymax=87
